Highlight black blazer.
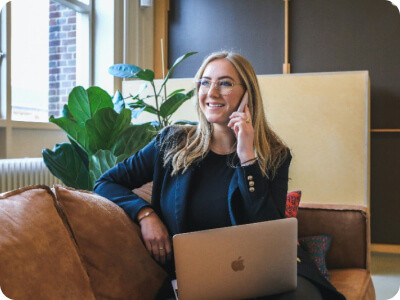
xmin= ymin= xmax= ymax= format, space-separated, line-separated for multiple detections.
xmin=94 ymin=127 xmax=291 ymax=234
xmin=94 ymin=127 xmax=345 ymax=300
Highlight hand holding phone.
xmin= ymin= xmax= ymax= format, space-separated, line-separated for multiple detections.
xmin=231 ymin=91 xmax=254 ymax=162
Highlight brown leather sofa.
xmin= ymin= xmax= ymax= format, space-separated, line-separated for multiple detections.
xmin=0 ymin=184 xmax=375 ymax=299
xmin=298 ymin=203 xmax=375 ymax=300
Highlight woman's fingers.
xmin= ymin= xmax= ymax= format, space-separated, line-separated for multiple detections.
xmin=140 ymin=214 xmax=172 ymax=264
xmin=153 ymin=239 xmax=172 ymax=264
xmin=228 ymin=106 xmax=252 ymax=130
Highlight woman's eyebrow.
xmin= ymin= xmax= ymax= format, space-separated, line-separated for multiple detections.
xmin=201 ymin=75 xmax=234 ymax=80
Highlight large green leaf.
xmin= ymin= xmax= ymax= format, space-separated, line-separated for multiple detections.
xmin=108 ymin=64 xmax=142 ymax=78
xmin=50 ymin=115 xmax=89 ymax=151
xmin=68 ymin=137 xmax=89 ymax=170
xmin=87 ymin=86 xmax=113 ymax=115
xmin=68 ymin=86 xmax=113 ymax=127
xmin=159 ymin=89 xmax=195 ymax=118
xmin=85 ymin=108 xmax=132 ymax=155
xmin=42 ymin=143 xmax=91 ymax=190
xmin=135 ymin=69 xmax=155 ymax=82
xmin=160 ymin=52 xmax=197 ymax=92
xmin=61 ymin=104 xmax=73 ymax=119
xmin=128 ymin=99 xmax=159 ymax=116
xmin=88 ymin=150 xmax=123 ymax=188
xmin=111 ymin=122 xmax=156 ymax=157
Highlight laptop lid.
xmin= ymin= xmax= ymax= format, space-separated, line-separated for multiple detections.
xmin=173 ymin=218 xmax=298 ymax=300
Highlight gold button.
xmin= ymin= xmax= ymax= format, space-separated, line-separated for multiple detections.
xmin=249 ymin=181 xmax=255 ymax=187
xmin=297 ymin=257 xmax=301 ymax=263
xmin=249 ymin=187 xmax=255 ymax=192
xmin=247 ymin=175 xmax=253 ymax=181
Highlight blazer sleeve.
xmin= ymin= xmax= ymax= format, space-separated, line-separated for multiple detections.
xmin=231 ymin=152 xmax=292 ymax=224
xmin=93 ymin=137 xmax=159 ymax=221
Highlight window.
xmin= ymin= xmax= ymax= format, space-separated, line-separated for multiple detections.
xmin=7 ymin=0 xmax=91 ymax=122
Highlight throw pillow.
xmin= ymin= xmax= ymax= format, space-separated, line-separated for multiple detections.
xmin=299 ymin=234 xmax=333 ymax=280
xmin=285 ymin=190 xmax=302 ymax=218
xmin=53 ymin=185 xmax=167 ymax=300
xmin=0 ymin=185 xmax=95 ymax=299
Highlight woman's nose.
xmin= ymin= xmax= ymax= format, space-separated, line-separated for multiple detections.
xmin=207 ymin=82 xmax=220 ymax=97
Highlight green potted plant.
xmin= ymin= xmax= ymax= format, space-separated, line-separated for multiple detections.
xmin=43 ymin=52 xmax=197 ymax=190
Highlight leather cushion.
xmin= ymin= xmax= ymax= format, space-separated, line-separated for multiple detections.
xmin=329 ymin=269 xmax=375 ymax=300
xmin=53 ymin=185 xmax=167 ymax=300
xmin=298 ymin=206 xmax=368 ymax=269
xmin=0 ymin=185 xmax=95 ymax=300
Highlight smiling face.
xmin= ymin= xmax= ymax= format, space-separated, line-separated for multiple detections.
xmin=198 ymin=58 xmax=246 ymax=127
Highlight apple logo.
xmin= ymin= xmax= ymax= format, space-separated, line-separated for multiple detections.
xmin=231 ymin=256 xmax=245 ymax=272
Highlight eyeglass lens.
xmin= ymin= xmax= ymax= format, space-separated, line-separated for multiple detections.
xmin=198 ymin=79 xmax=234 ymax=95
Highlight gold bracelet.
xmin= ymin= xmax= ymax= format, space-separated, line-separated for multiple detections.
xmin=241 ymin=157 xmax=258 ymax=166
xmin=138 ymin=210 xmax=155 ymax=223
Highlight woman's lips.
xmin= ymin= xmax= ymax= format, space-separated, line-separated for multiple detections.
xmin=207 ymin=103 xmax=224 ymax=108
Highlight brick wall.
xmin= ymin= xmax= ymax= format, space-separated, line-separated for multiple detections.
xmin=48 ymin=0 xmax=76 ymax=118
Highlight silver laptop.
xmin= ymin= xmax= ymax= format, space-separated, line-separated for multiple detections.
xmin=173 ymin=218 xmax=298 ymax=300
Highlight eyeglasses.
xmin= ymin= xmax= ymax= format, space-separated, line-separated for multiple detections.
xmin=197 ymin=79 xmax=243 ymax=96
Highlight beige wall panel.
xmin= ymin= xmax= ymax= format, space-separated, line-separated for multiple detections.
xmin=123 ymin=71 xmax=370 ymax=206
xmin=10 ymin=128 xmax=68 ymax=159
xmin=260 ymin=72 xmax=370 ymax=206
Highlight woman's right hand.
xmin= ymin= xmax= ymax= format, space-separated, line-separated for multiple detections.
xmin=138 ymin=209 xmax=172 ymax=264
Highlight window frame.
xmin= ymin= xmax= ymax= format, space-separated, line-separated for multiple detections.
xmin=0 ymin=0 xmax=93 ymax=125
xmin=0 ymin=0 xmax=153 ymax=159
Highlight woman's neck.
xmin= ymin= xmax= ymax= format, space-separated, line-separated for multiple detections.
xmin=210 ymin=124 xmax=236 ymax=155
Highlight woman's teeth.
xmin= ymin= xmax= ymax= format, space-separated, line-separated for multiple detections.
xmin=208 ymin=103 xmax=223 ymax=107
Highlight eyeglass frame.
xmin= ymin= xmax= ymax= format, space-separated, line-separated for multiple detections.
xmin=196 ymin=78 xmax=244 ymax=96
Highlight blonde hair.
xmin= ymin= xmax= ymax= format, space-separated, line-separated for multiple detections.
xmin=162 ymin=51 xmax=289 ymax=177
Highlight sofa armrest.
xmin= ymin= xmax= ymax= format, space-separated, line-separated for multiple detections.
xmin=297 ymin=203 xmax=370 ymax=271
xmin=132 ymin=182 xmax=153 ymax=204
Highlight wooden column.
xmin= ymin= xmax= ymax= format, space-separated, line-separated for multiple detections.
xmin=283 ymin=0 xmax=291 ymax=74
xmin=154 ymin=0 xmax=169 ymax=79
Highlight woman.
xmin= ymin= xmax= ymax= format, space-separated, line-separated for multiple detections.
xmin=94 ymin=52 xmax=345 ymax=300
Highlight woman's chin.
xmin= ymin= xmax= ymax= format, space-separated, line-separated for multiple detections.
xmin=207 ymin=119 xmax=231 ymax=129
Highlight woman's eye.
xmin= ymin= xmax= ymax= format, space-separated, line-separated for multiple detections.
xmin=219 ymin=80 xmax=232 ymax=87
xmin=201 ymin=80 xmax=211 ymax=87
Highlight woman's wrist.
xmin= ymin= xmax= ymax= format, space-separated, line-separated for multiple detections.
xmin=241 ymin=157 xmax=258 ymax=166
xmin=137 ymin=208 xmax=155 ymax=223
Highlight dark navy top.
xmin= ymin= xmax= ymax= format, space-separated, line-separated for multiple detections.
xmin=186 ymin=151 xmax=235 ymax=232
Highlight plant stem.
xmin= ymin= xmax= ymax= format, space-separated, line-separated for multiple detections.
xmin=163 ymin=84 xmax=168 ymax=127
xmin=151 ymin=81 xmax=163 ymax=128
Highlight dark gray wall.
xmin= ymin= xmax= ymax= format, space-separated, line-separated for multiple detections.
xmin=168 ymin=0 xmax=284 ymax=77
xmin=168 ymin=0 xmax=400 ymax=244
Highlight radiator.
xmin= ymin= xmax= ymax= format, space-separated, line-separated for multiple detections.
xmin=0 ymin=158 xmax=62 ymax=193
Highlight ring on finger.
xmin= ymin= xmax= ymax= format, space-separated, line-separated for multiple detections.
xmin=159 ymin=247 xmax=165 ymax=251
xmin=245 ymin=118 xmax=251 ymax=123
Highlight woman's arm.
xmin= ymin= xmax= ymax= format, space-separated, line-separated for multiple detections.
xmin=233 ymin=152 xmax=292 ymax=223
xmin=94 ymin=134 xmax=173 ymax=264
xmin=93 ymin=138 xmax=158 ymax=221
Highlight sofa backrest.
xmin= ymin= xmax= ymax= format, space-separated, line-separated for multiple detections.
xmin=298 ymin=203 xmax=370 ymax=271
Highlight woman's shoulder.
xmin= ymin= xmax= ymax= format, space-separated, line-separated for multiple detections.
xmin=156 ymin=124 xmax=196 ymax=148
xmin=158 ymin=124 xmax=195 ymax=139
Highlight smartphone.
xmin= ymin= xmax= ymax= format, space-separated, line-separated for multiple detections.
xmin=237 ymin=91 xmax=248 ymax=112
